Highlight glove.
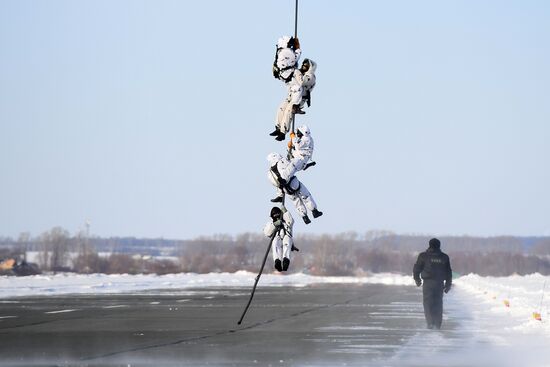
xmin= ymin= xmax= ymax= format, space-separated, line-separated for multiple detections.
xmin=272 ymin=65 xmax=279 ymax=79
xmin=415 ymin=279 xmax=422 ymax=287
xmin=294 ymin=37 xmax=300 ymax=50
xmin=444 ymin=283 xmax=452 ymax=293
xmin=289 ymin=132 xmax=295 ymax=139
xmin=273 ymin=220 xmax=283 ymax=228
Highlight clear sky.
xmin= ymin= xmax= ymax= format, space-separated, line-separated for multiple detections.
xmin=1 ymin=0 xmax=549 ymax=239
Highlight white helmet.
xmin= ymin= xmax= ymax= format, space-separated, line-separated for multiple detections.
xmin=266 ymin=152 xmax=282 ymax=165
xmin=277 ymin=35 xmax=292 ymax=49
xmin=297 ymin=125 xmax=311 ymax=136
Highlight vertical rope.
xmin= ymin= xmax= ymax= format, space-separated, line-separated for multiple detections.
xmin=294 ymin=0 xmax=299 ymax=39
xmin=290 ymin=0 xmax=299 ymax=147
xmin=238 ymin=0 xmax=299 ymax=326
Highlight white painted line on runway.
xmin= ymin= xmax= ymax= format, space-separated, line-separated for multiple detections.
xmin=45 ymin=309 xmax=79 ymax=314
xmin=370 ymin=315 xmax=424 ymax=319
xmin=149 ymin=301 xmax=160 ymax=304
xmin=0 ymin=316 xmax=18 ymax=319
xmin=176 ymin=299 xmax=190 ymax=302
xmin=102 ymin=305 xmax=128 ymax=309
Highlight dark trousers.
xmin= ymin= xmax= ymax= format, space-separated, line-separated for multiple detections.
xmin=422 ymin=279 xmax=444 ymax=329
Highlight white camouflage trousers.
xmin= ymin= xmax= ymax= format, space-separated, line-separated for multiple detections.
xmin=272 ymin=231 xmax=293 ymax=262
xmin=286 ymin=177 xmax=317 ymax=218
xmin=276 ymin=80 xmax=302 ymax=134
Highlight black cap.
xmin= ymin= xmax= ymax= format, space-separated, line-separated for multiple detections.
xmin=270 ymin=207 xmax=282 ymax=220
xmin=429 ymin=238 xmax=441 ymax=249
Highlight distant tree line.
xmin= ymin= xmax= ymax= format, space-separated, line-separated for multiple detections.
xmin=1 ymin=229 xmax=550 ymax=276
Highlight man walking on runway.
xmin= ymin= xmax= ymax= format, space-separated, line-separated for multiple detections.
xmin=413 ymin=238 xmax=453 ymax=329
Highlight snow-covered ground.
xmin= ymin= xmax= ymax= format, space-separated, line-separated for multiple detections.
xmin=1 ymin=272 xmax=549 ymax=366
xmin=389 ymin=273 xmax=550 ymax=367
xmin=454 ymin=273 xmax=550 ymax=367
xmin=0 ymin=271 xmax=413 ymax=299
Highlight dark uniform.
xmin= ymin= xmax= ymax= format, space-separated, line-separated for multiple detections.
xmin=413 ymin=238 xmax=452 ymax=329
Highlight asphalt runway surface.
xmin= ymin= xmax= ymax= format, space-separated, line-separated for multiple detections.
xmin=0 ymin=284 xmax=462 ymax=366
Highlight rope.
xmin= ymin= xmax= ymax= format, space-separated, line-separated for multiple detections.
xmin=289 ymin=0 xmax=299 ymax=154
xmin=238 ymin=0 xmax=300 ymax=326
xmin=287 ymin=114 xmax=295 ymax=159
xmin=237 ymin=201 xmax=285 ymax=325
xmin=294 ymin=0 xmax=299 ymax=39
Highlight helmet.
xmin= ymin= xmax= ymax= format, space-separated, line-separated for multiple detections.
xmin=270 ymin=207 xmax=282 ymax=221
xmin=297 ymin=125 xmax=310 ymax=136
xmin=277 ymin=36 xmax=292 ymax=49
xmin=300 ymin=59 xmax=311 ymax=73
xmin=267 ymin=152 xmax=282 ymax=165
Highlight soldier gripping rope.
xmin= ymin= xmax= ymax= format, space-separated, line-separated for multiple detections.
xmin=272 ymin=56 xmax=317 ymax=141
xmin=263 ymin=206 xmax=295 ymax=272
xmin=270 ymin=35 xmax=302 ymax=141
xmin=413 ymin=238 xmax=453 ymax=330
xmin=267 ymin=152 xmax=323 ymax=224
xmin=281 ymin=124 xmax=315 ymax=178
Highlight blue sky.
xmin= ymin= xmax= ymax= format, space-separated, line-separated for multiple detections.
xmin=1 ymin=0 xmax=549 ymax=239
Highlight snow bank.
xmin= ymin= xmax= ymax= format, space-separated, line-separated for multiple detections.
xmin=455 ymin=273 xmax=550 ymax=336
xmin=0 ymin=271 xmax=414 ymax=299
xmin=385 ymin=274 xmax=550 ymax=367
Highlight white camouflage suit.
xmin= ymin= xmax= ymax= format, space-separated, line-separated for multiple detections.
xmin=274 ymin=36 xmax=302 ymax=83
xmin=267 ymin=153 xmax=318 ymax=218
xmin=276 ymin=60 xmax=317 ymax=134
xmin=274 ymin=36 xmax=301 ymax=134
xmin=280 ymin=125 xmax=314 ymax=179
xmin=298 ymin=60 xmax=316 ymax=109
xmin=263 ymin=208 xmax=294 ymax=262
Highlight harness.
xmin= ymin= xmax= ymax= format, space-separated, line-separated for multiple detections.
xmin=273 ymin=47 xmax=298 ymax=83
xmin=273 ymin=215 xmax=298 ymax=252
xmin=270 ymin=164 xmax=301 ymax=195
xmin=272 ymin=213 xmax=294 ymax=243
xmin=276 ymin=224 xmax=290 ymax=239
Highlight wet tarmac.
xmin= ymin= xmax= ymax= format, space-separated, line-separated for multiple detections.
xmin=0 ymin=284 xmax=461 ymax=366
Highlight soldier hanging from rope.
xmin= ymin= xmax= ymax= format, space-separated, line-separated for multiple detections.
xmin=282 ymin=124 xmax=316 ymax=179
xmin=267 ymin=153 xmax=323 ymax=224
xmin=270 ymin=36 xmax=317 ymax=141
xmin=263 ymin=206 xmax=296 ymax=272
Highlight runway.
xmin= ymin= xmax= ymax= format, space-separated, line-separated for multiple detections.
xmin=0 ymin=283 xmax=460 ymax=366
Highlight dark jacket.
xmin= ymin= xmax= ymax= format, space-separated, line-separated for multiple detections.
xmin=413 ymin=248 xmax=452 ymax=285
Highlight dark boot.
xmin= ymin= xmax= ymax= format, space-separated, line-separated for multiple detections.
xmin=312 ymin=209 xmax=323 ymax=218
xmin=269 ymin=126 xmax=280 ymax=136
xmin=274 ymin=259 xmax=282 ymax=272
xmin=303 ymin=161 xmax=316 ymax=171
xmin=292 ymin=104 xmax=305 ymax=115
xmin=271 ymin=196 xmax=283 ymax=203
xmin=275 ymin=132 xmax=286 ymax=141
xmin=282 ymin=257 xmax=290 ymax=271
xmin=303 ymin=215 xmax=311 ymax=224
